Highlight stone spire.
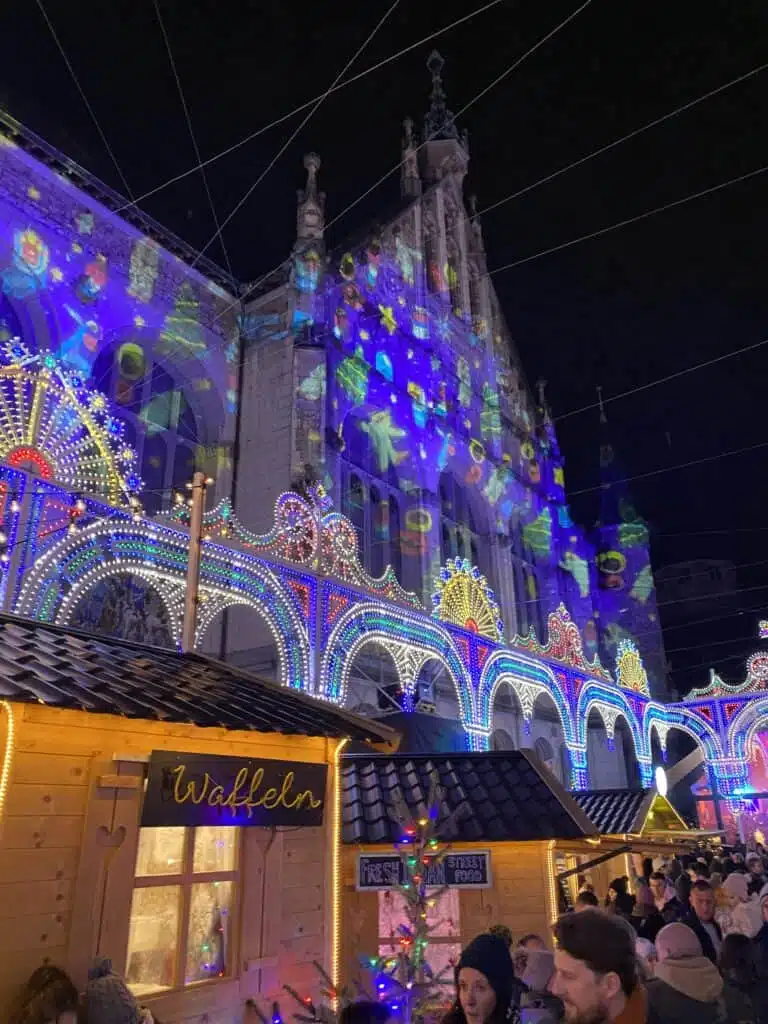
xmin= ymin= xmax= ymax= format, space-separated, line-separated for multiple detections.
xmin=421 ymin=52 xmax=469 ymax=184
xmin=295 ymin=152 xmax=325 ymax=248
xmin=424 ymin=51 xmax=459 ymax=141
xmin=401 ymin=117 xmax=422 ymax=198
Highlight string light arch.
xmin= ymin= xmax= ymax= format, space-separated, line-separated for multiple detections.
xmin=320 ymin=601 xmax=471 ymax=718
xmin=727 ymin=697 xmax=768 ymax=764
xmin=574 ymin=684 xmax=645 ymax=761
xmin=477 ymin=651 xmax=575 ymax=746
xmin=15 ymin=520 xmax=311 ymax=690
xmin=642 ymin=701 xmax=723 ymax=764
xmin=56 ymin=562 xmax=184 ymax=643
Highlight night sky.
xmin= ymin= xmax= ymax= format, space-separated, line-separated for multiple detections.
xmin=3 ymin=0 xmax=768 ymax=691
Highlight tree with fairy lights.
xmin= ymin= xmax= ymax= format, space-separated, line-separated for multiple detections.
xmin=363 ymin=772 xmax=455 ymax=1024
xmin=244 ymin=960 xmax=357 ymax=1024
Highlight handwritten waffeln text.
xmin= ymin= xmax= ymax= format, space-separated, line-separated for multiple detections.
xmin=171 ymin=764 xmax=323 ymax=817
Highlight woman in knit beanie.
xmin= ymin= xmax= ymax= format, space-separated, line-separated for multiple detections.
xmin=443 ymin=933 xmax=525 ymax=1024
xmin=80 ymin=958 xmax=154 ymax=1024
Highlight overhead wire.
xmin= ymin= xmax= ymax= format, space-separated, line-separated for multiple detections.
xmin=151 ymin=0 xmax=235 ymax=280
xmin=229 ymin=0 xmax=594 ymax=315
xmin=657 ymin=526 xmax=768 ymax=538
xmin=322 ymin=0 xmax=594 ymax=238
xmin=555 ymin=335 xmax=768 ymax=422
xmin=114 ymin=0 xmax=507 ymax=214
xmin=190 ymin=0 xmax=404 ymax=267
xmin=488 ymin=161 xmax=768 ymax=277
xmin=569 ymin=438 xmax=768 ymax=497
xmin=477 ymin=60 xmax=768 ymax=217
xmin=34 ymin=0 xmax=135 ymax=200
xmin=665 ymin=632 xmax=766 ymax=657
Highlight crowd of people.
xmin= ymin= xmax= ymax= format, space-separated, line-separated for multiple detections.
xmin=10 ymin=848 xmax=768 ymax=1024
xmin=438 ymin=846 xmax=768 ymax=1024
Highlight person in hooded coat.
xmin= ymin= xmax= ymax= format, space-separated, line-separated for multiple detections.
xmin=645 ymin=923 xmax=755 ymax=1024
xmin=442 ymin=933 xmax=526 ymax=1024
xmin=719 ymin=933 xmax=768 ymax=1024
xmin=6 ymin=965 xmax=79 ymax=1024
xmin=717 ymin=873 xmax=763 ymax=939
xmin=519 ymin=950 xmax=563 ymax=1024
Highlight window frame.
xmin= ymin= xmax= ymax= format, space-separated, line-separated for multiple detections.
xmin=341 ymin=465 xmax=403 ymax=581
xmin=126 ymin=825 xmax=241 ymax=996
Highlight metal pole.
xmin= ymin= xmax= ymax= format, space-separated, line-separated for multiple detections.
xmin=182 ymin=470 xmax=206 ymax=653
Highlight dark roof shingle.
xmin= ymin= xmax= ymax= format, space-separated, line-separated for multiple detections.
xmin=342 ymin=751 xmax=596 ymax=844
xmin=0 ymin=615 xmax=396 ymax=744
xmin=571 ymin=789 xmax=650 ymax=835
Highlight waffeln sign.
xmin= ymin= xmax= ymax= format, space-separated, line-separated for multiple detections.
xmin=141 ymin=750 xmax=328 ymax=828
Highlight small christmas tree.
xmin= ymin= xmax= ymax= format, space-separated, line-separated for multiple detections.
xmin=245 ymin=959 xmax=359 ymax=1024
xmin=363 ymin=772 xmax=455 ymax=1024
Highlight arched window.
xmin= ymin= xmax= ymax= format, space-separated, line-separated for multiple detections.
xmin=90 ymin=341 xmax=210 ymax=510
xmin=370 ymin=486 xmax=384 ymax=577
xmin=389 ymin=496 xmax=401 ymax=580
xmin=439 ymin=472 xmax=489 ymax=581
xmin=346 ymin=474 xmax=366 ymax=545
xmin=509 ymin=519 xmax=544 ymax=640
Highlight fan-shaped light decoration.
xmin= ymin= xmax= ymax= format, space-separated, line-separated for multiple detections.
xmin=615 ymin=639 xmax=650 ymax=697
xmin=0 ymin=339 xmax=141 ymax=505
xmin=432 ymin=557 xmax=503 ymax=641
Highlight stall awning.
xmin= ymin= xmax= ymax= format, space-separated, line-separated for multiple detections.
xmin=342 ymin=751 xmax=598 ymax=844
xmin=571 ymin=788 xmax=689 ymax=837
xmin=0 ymin=613 xmax=398 ymax=744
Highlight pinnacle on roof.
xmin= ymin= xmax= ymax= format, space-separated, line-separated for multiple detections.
xmin=424 ymin=50 xmax=460 ymax=142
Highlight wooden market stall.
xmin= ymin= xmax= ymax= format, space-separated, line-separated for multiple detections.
xmin=339 ymin=750 xmax=599 ymax=984
xmin=0 ymin=614 xmax=397 ymax=1023
xmin=558 ymin=788 xmax=700 ymax=903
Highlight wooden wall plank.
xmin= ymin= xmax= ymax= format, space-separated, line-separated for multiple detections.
xmin=0 ymin=912 xmax=68 ymax=953
xmin=2 ymin=814 xmax=83 ymax=850
xmin=5 ymin=783 xmax=88 ymax=817
xmin=11 ymin=752 xmax=88 ymax=786
xmin=0 ymin=879 xmax=72 ymax=919
xmin=0 ymin=847 xmax=78 ymax=883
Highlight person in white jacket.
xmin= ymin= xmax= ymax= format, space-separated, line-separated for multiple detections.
xmin=717 ymin=873 xmax=763 ymax=939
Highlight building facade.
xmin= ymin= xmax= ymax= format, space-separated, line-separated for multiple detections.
xmin=234 ymin=55 xmax=667 ymax=776
xmin=2 ymin=62 xmax=765 ymax=806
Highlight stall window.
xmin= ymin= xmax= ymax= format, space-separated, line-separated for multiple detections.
xmin=126 ymin=826 xmax=239 ymax=996
xmin=377 ymin=888 xmax=461 ymax=986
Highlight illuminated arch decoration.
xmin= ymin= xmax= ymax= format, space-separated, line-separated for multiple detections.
xmin=643 ymin=701 xmax=723 ymax=764
xmin=320 ymin=601 xmax=471 ymax=721
xmin=15 ymin=520 xmax=310 ymax=690
xmin=575 ymin=683 xmax=645 ymax=760
xmin=686 ymin=651 xmax=768 ymax=700
xmin=513 ymin=604 xmax=611 ymax=681
xmin=166 ymin=484 xmax=422 ymax=609
xmin=66 ymin=566 xmax=182 ymax=644
xmin=615 ymin=640 xmax=651 ymax=697
xmin=477 ymin=651 xmax=576 ymax=747
xmin=0 ymin=341 xmax=140 ymax=506
xmin=727 ymin=697 xmax=768 ymax=764
xmin=432 ymin=557 xmax=503 ymax=641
